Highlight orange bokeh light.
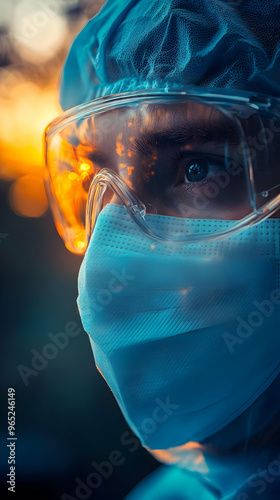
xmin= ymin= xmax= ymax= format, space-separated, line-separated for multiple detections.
xmin=0 ymin=75 xmax=62 ymax=218
xmin=0 ymin=79 xmax=61 ymax=180
xmin=9 ymin=174 xmax=48 ymax=218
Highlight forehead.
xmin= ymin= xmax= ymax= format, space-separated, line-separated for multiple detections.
xmin=93 ymin=101 xmax=240 ymax=148
xmin=95 ymin=101 xmax=227 ymax=131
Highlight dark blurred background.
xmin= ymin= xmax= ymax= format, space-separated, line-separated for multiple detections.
xmin=0 ymin=1 xmax=158 ymax=498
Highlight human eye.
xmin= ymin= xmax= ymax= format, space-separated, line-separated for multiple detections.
xmin=183 ymin=155 xmax=229 ymax=185
xmin=169 ymin=146 xmax=235 ymax=188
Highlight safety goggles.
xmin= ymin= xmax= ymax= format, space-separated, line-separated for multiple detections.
xmin=44 ymin=89 xmax=280 ymax=254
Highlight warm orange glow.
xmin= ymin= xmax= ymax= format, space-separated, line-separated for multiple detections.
xmin=127 ymin=166 xmax=134 ymax=176
xmin=1 ymin=4 xmax=103 ymax=234
xmin=0 ymin=80 xmax=61 ymax=181
xmin=65 ymin=234 xmax=87 ymax=254
xmin=0 ymin=74 xmax=61 ymax=219
xmin=148 ymin=449 xmax=178 ymax=464
xmin=79 ymin=163 xmax=91 ymax=172
xmin=68 ymin=172 xmax=79 ymax=181
xmin=181 ymin=144 xmax=192 ymax=151
xmin=46 ymin=116 xmax=103 ymax=253
xmin=126 ymin=179 xmax=133 ymax=190
xmin=116 ymin=140 xmax=126 ymax=157
xmin=148 ymin=442 xmax=209 ymax=473
xmin=9 ymin=174 xmax=48 ymax=218
xmin=77 ymin=242 xmax=85 ymax=250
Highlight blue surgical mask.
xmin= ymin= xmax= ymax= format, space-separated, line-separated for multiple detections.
xmin=77 ymin=204 xmax=280 ymax=450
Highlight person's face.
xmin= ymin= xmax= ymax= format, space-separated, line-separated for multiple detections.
xmin=90 ymin=102 xmax=254 ymax=221
xmin=49 ymin=98 xmax=280 ymax=254
xmin=75 ymin=99 xmax=280 ymax=453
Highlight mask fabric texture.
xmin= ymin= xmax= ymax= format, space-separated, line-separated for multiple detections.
xmin=60 ymin=0 xmax=280 ymax=109
xmin=124 ymin=372 xmax=280 ymax=499
xmin=78 ymin=204 xmax=280 ymax=450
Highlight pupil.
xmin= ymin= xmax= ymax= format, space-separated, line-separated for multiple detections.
xmin=185 ymin=161 xmax=208 ymax=183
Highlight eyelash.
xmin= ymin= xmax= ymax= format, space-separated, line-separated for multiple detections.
xmin=171 ymin=150 xmax=230 ymax=188
xmin=132 ymin=138 xmax=234 ymax=185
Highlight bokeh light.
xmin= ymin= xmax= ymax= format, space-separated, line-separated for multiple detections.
xmin=0 ymin=4 xmax=160 ymax=499
xmin=0 ymin=0 xmax=105 ymax=220
xmin=11 ymin=0 xmax=68 ymax=64
xmin=9 ymin=173 xmax=48 ymax=217
xmin=0 ymin=78 xmax=61 ymax=180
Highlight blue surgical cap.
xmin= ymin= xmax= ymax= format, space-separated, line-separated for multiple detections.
xmin=60 ymin=0 xmax=280 ymax=110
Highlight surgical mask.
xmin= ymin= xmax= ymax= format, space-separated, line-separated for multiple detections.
xmin=77 ymin=203 xmax=280 ymax=450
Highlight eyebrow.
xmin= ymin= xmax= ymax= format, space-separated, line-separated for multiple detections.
xmin=88 ymin=150 xmax=111 ymax=166
xmin=87 ymin=115 xmax=240 ymax=166
xmin=135 ymin=116 xmax=241 ymax=150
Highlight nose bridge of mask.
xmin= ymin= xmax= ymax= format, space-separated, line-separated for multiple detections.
xmin=91 ymin=203 xmax=280 ymax=258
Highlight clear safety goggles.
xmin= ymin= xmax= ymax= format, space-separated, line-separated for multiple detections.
xmin=44 ymin=89 xmax=280 ymax=254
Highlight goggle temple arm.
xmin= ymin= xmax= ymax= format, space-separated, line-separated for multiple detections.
xmin=85 ymin=168 xmax=149 ymax=245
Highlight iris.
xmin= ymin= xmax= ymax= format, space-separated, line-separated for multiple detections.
xmin=185 ymin=160 xmax=209 ymax=183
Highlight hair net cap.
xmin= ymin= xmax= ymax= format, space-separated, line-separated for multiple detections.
xmin=60 ymin=0 xmax=280 ymax=110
